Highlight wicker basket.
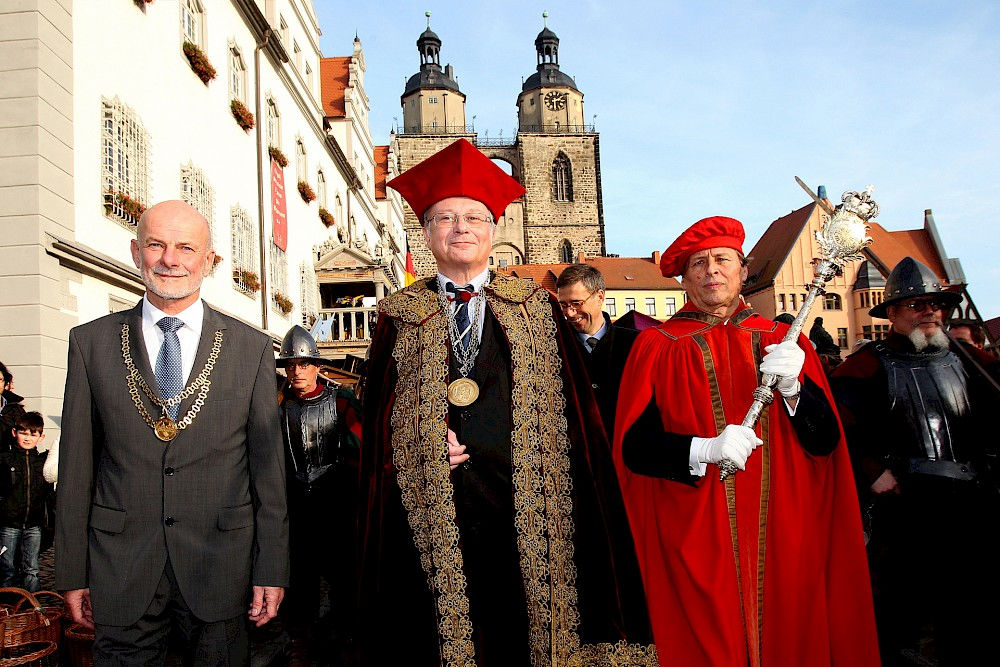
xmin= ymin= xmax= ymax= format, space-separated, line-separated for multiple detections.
xmin=0 ymin=640 xmax=57 ymax=667
xmin=10 ymin=592 xmax=62 ymax=647
xmin=63 ymin=625 xmax=93 ymax=667
xmin=0 ymin=589 xmax=53 ymax=652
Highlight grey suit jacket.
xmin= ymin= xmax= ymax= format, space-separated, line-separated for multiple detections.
xmin=55 ymin=301 xmax=289 ymax=626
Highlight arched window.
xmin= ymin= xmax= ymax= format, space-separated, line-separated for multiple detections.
xmin=552 ymin=152 xmax=573 ymax=202
xmin=316 ymin=170 xmax=327 ymax=209
xmin=296 ymin=140 xmax=306 ymax=182
xmin=823 ymin=293 xmax=842 ymax=310
xmin=560 ymin=239 xmax=573 ymax=263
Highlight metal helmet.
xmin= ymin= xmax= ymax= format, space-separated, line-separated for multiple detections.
xmin=276 ymin=325 xmax=326 ymax=367
xmin=869 ymin=256 xmax=961 ymax=319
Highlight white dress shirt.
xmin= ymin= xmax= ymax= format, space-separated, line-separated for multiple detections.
xmin=437 ymin=267 xmax=490 ymax=344
xmin=141 ymin=296 xmax=205 ymax=386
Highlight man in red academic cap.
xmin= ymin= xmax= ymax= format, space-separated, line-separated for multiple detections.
xmin=358 ymin=139 xmax=656 ymax=666
xmin=612 ymin=216 xmax=880 ymax=666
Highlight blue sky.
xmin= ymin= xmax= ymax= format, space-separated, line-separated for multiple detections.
xmin=316 ymin=1 xmax=1000 ymax=318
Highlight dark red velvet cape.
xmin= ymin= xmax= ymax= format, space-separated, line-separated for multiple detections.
xmin=613 ymin=304 xmax=879 ymax=667
xmin=357 ymin=277 xmax=655 ymax=666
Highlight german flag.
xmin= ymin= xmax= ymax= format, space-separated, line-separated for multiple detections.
xmin=404 ymin=250 xmax=417 ymax=286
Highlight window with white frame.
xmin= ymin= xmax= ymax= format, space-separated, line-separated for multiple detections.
xmin=270 ymin=242 xmax=289 ymax=314
xmin=265 ymin=98 xmax=280 ymax=146
xmin=664 ymin=297 xmax=676 ymax=316
xmin=293 ymin=40 xmax=302 ymax=71
xmin=180 ymin=0 xmax=204 ymax=47
xmin=229 ymin=44 xmax=247 ymax=103
xmin=231 ymin=205 xmax=258 ymax=294
xmin=278 ymin=15 xmax=289 ymax=50
xmin=305 ymin=61 xmax=313 ymax=91
xmin=606 ymin=297 xmax=617 ymax=317
xmin=180 ymin=163 xmax=215 ymax=242
xmin=645 ymin=297 xmax=656 ymax=316
xmin=625 ymin=297 xmax=636 ymax=312
xmin=316 ymin=170 xmax=327 ymax=209
xmin=296 ymin=140 xmax=306 ymax=182
xmin=300 ymin=260 xmax=319 ymax=327
xmin=101 ymin=97 xmax=150 ymax=228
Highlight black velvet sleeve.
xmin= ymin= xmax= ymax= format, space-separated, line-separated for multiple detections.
xmin=786 ymin=375 xmax=840 ymax=456
xmin=620 ymin=393 xmax=700 ymax=486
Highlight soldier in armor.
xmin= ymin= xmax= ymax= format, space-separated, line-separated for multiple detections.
xmin=276 ymin=325 xmax=362 ymax=662
xmin=832 ymin=257 xmax=1000 ymax=666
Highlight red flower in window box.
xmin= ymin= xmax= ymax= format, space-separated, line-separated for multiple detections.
xmin=268 ymin=146 xmax=289 ymax=168
xmin=297 ymin=181 xmax=316 ymax=203
xmin=182 ymin=41 xmax=216 ymax=84
xmin=318 ymin=208 xmax=334 ymax=228
xmin=233 ymin=268 xmax=260 ymax=292
xmin=104 ymin=191 xmax=146 ymax=223
xmin=273 ymin=291 xmax=294 ymax=315
xmin=230 ymin=99 xmax=255 ymax=131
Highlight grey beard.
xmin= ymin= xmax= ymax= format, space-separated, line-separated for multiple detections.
xmin=908 ymin=327 xmax=949 ymax=351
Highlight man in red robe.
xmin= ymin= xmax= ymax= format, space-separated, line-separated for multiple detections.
xmin=358 ymin=139 xmax=656 ymax=666
xmin=613 ymin=216 xmax=880 ymax=666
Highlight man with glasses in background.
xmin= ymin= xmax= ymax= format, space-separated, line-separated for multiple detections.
xmin=358 ymin=139 xmax=655 ymax=666
xmin=832 ymin=256 xmax=1000 ymax=665
xmin=555 ymin=264 xmax=638 ymax=441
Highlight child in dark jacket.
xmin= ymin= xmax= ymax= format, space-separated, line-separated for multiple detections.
xmin=0 ymin=411 xmax=53 ymax=592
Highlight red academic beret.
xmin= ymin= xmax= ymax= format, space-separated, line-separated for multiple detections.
xmin=659 ymin=216 xmax=746 ymax=277
xmin=387 ymin=138 xmax=526 ymax=222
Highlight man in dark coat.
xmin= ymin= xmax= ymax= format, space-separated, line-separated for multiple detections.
xmin=831 ymin=256 xmax=1000 ymax=665
xmin=555 ymin=264 xmax=639 ymax=441
xmin=0 ymin=362 xmax=26 ymax=452
xmin=359 ymin=139 xmax=656 ymax=666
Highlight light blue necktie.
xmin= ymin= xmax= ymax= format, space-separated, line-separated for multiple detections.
xmin=155 ymin=317 xmax=184 ymax=420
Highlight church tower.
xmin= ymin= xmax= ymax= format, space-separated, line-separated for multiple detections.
xmin=400 ymin=12 xmax=466 ymax=135
xmin=515 ymin=14 xmax=605 ymax=262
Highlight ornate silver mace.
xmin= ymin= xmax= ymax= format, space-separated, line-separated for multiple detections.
xmin=717 ymin=179 xmax=878 ymax=480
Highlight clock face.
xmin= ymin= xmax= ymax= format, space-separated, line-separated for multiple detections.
xmin=544 ymin=91 xmax=567 ymax=111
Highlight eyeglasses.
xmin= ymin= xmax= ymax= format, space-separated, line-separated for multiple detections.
xmin=898 ymin=299 xmax=948 ymax=312
xmin=425 ymin=212 xmax=494 ymax=229
xmin=558 ymin=292 xmax=599 ymax=312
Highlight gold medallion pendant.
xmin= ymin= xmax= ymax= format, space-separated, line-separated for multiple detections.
xmin=447 ymin=378 xmax=479 ymax=407
xmin=154 ymin=416 xmax=179 ymax=442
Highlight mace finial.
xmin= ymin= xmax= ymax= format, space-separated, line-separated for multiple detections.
xmin=543 ymin=11 xmax=549 ymax=27
xmin=425 ymin=11 xmax=431 ymax=28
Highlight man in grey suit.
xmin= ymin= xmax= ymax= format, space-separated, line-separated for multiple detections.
xmin=56 ymin=200 xmax=288 ymax=665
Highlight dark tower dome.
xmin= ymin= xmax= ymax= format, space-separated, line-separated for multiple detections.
xmin=403 ymin=12 xmax=462 ymax=97
xmin=522 ymin=15 xmax=578 ymax=92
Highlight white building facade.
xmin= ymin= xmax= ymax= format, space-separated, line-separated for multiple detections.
xmin=0 ymin=0 xmax=403 ymax=433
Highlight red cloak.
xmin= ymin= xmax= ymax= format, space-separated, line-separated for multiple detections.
xmin=613 ymin=303 xmax=879 ymax=666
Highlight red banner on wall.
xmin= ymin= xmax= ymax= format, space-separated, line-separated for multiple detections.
xmin=271 ymin=159 xmax=287 ymax=251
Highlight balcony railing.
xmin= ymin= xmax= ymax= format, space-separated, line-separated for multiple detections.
xmin=519 ymin=124 xmax=596 ymax=134
xmin=396 ymin=124 xmax=475 ymax=135
xmin=313 ymin=306 xmax=377 ymax=343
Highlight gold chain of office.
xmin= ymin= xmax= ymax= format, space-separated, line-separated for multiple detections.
xmin=120 ymin=324 xmax=223 ymax=441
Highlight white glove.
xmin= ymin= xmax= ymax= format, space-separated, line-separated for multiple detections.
xmin=760 ymin=341 xmax=805 ymax=397
xmin=692 ymin=425 xmax=763 ymax=472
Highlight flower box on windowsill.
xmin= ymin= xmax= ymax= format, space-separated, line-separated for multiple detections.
xmin=182 ymin=41 xmax=216 ymax=84
xmin=230 ymin=99 xmax=255 ymax=131
xmin=273 ymin=292 xmax=294 ymax=315
xmin=318 ymin=208 xmax=334 ymax=228
xmin=103 ymin=191 xmax=146 ymax=225
xmin=268 ymin=146 xmax=288 ymax=168
xmin=233 ymin=268 xmax=260 ymax=292
xmin=297 ymin=181 xmax=316 ymax=203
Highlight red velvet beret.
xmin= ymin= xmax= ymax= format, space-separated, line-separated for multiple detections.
xmin=659 ymin=216 xmax=746 ymax=277
xmin=387 ymin=138 xmax=526 ymax=222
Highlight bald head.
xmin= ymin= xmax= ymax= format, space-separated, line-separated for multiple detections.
xmin=131 ymin=200 xmax=216 ymax=314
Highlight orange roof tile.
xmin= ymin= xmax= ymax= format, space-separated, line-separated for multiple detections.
xmin=743 ymin=203 xmax=815 ymax=294
xmin=865 ymin=222 xmax=949 ymax=284
xmin=503 ymin=264 xmax=562 ymax=292
xmin=374 ymin=146 xmax=389 ymax=200
xmin=320 ymin=57 xmax=351 ymax=118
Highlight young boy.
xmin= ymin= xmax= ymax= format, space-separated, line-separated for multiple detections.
xmin=0 ymin=411 xmax=53 ymax=592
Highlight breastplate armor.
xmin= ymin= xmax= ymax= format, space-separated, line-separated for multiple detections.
xmin=283 ymin=385 xmax=339 ymax=485
xmin=876 ymin=343 xmax=970 ymax=461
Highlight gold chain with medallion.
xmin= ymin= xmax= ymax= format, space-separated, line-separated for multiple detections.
xmin=121 ymin=324 xmax=223 ymax=441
